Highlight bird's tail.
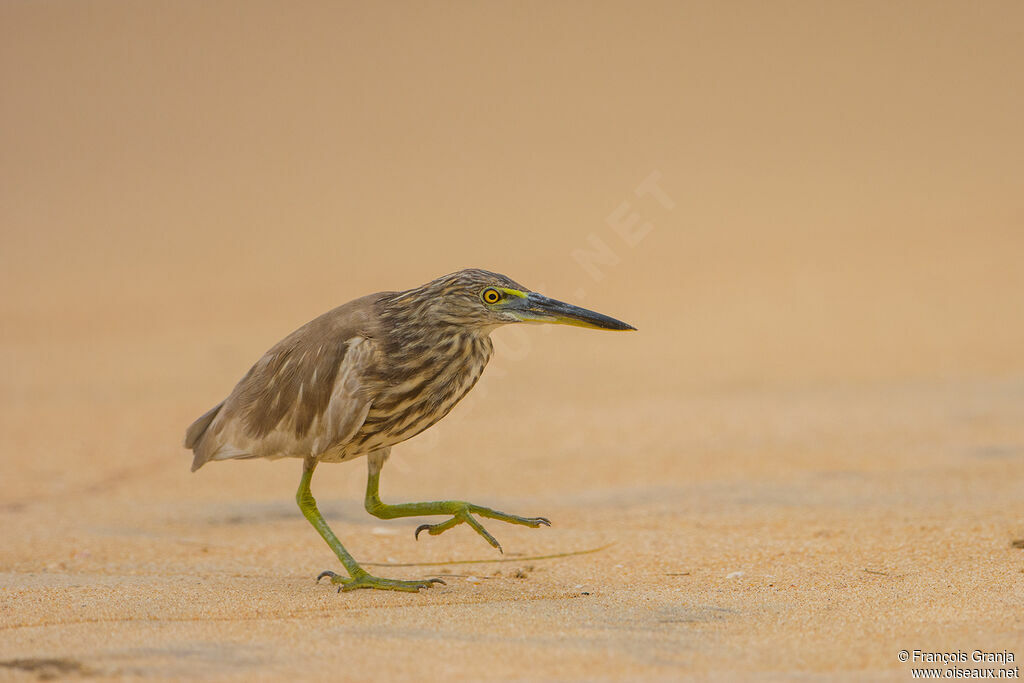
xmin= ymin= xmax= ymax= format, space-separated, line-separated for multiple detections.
xmin=184 ymin=401 xmax=224 ymax=471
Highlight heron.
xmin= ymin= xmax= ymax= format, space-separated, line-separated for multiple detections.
xmin=185 ymin=269 xmax=635 ymax=592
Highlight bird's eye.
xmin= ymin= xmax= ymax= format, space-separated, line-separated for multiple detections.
xmin=482 ymin=288 xmax=501 ymax=304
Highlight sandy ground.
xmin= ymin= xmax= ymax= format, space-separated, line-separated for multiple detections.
xmin=3 ymin=2 xmax=1024 ymax=681
xmin=3 ymin=369 xmax=1024 ymax=681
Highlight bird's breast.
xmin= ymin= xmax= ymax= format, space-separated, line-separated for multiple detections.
xmin=347 ymin=332 xmax=493 ymax=453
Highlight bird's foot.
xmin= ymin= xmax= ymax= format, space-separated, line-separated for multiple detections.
xmin=414 ymin=503 xmax=551 ymax=553
xmin=316 ymin=570 xmax=445 ymax=593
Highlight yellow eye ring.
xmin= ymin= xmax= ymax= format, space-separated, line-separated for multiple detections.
xmin=482 ymin=288 xmax=501 ymax=304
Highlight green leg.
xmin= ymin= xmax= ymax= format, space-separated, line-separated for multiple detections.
xmin=296 ymin=458 xmax=444 ymax=593
xmin=363 ymin=451 xmax=550 ymax=553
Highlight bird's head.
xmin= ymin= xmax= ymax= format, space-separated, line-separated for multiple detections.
xmin=386 ymin=269 xmax=636 ymax=332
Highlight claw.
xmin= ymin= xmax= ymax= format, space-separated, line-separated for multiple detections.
xmin=414 ymin=523 xmax=431 ymax=540
xmin=316 ymin=570 xmax=339 ymax=583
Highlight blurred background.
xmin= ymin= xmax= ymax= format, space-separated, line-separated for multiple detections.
xmin=2 ymin=0 xmax=1023 ymax=497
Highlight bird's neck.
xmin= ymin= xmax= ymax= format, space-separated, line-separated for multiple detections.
xmin=374 ymin=298 xmax=492 ymax=368
xmin=387 ymin=322 xmax=493 ymax=363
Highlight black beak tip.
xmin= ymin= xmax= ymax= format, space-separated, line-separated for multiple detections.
xmin=605 ymin=317 xmax=636 ymax=331
xmin=588 ymin=316 xmax=636 ymax=331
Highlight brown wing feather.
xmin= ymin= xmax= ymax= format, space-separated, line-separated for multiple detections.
xmin=236 ymin=328 xmax=346 ymax=440
xmin=186 ymin=293 xmax=386 ymax=470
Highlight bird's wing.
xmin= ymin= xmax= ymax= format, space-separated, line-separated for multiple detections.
xmin=188 ymin=293 xmax=387 ymax=469
xmin=311 ymin=336 xmax=375 ymax=457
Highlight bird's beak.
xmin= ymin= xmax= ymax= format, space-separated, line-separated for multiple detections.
xmin=508 ymin=291 xmax=636 ymax=331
